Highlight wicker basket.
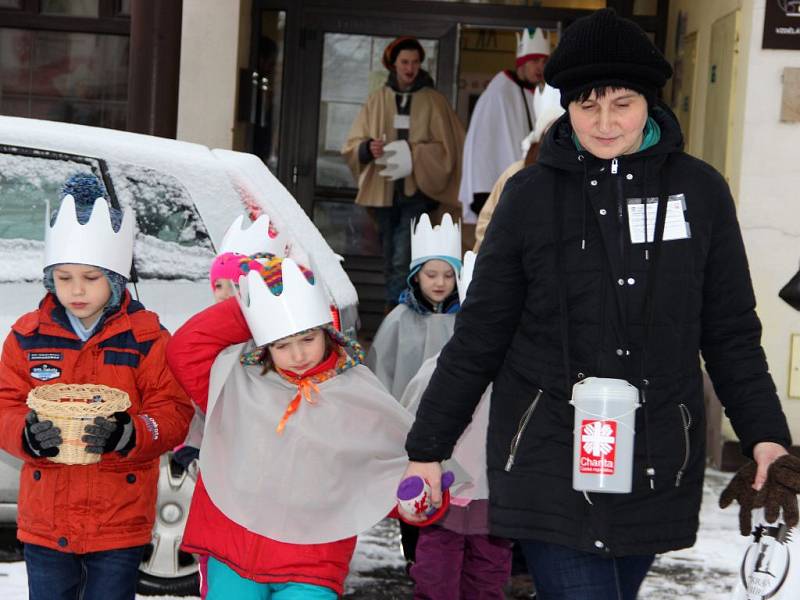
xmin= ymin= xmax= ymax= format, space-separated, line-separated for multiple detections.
xmin=26 ymin=384 xmax=131 ymax=465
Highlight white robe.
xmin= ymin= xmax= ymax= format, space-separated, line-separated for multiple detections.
xmin=199 ymin=341 xmax=414 ymax=544
xmin=365 ymin=305 xmax=455 ymax=401
xmin=401 ymin=355 xmax=491 ymax=504
xmin=459 ymin=71 xmax=536 ymax=224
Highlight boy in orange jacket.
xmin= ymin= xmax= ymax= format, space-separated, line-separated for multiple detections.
xmin=0 ymin=174 xmax=193 ymax=600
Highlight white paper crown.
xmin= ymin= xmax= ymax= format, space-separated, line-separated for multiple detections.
xmin=457 ymin=251 xmax=477 ymax=304
xmin=516 ymin=28 xmax=550 ymax=60
xmin=236 ymin=258 xmax=332 ymax=346
xmin=410 ymin=213 xmax=462 ymax=269
xmin=219 ymin=214 xmax=288 ymax=257
xmin=44 ymin=195 xmax=135 ymax=278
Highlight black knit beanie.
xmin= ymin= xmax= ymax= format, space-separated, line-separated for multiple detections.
xmin=544 ymin=8 xmax=672 ymax=108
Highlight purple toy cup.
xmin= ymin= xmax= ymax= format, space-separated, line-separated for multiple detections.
xmin=396 ymin=471 xmax=455 ymax=517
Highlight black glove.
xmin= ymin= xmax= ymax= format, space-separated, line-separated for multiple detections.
xmin=22 ymin=410 xmax=62 ymax=458
xmin=172 ymin=446 xmax=200 ymax=469
xmin=760 ymin=454 xmax=800 ymax=529
xmin=470 ymin=192 xmax=490 ymax=216
xmin=82 ymin=412 xmax=135 ymax=455
xmin=719 ymin=460 xmax=759 ymax=535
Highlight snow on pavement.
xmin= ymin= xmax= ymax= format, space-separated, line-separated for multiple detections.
xmin=0 ymin=469 xmax=749 ymax=599
xmin=640 ymin=469 xmax=743 ymax=599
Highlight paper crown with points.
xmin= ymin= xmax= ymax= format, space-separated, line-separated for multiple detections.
xmin=457 ymin=251 xmax=477 ymax=304
xmin=410 ymin=213 xmax=462 ymax=271
xmin=236 ymin=258 xmax=332 ymax=347
xmin=219 ymin=214 xmax=288 ymax=258
xmin=516 ymin=28 xmax=550 ymax=62
xmin=44 ymin=195 xmax=135 ymax=278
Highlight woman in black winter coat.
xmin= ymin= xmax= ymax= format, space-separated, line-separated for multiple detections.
xmin=398 ymin=8 xmax=792 ymax=600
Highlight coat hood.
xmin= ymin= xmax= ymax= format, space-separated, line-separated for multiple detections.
xmin=537 ymin=101 xmax=684 ymax=173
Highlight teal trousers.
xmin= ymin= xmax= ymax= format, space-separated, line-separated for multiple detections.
xmin=206 ymin=557 xmax=338 ymax=599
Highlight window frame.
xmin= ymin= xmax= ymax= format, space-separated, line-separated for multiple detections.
xmin=0 ymin=0 xmax=130 ymax=35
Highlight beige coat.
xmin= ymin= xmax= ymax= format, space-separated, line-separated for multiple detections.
xmin=342 ymin=86 xmax=464 ymax=208
xmin=473 ymin=159 xmax=525 ymax=251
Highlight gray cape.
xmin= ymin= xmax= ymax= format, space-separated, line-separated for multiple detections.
xmin=200 ymin=342 xmax=414 ymax=544
xmin=366 ymin=305 xmax=455 ymax=400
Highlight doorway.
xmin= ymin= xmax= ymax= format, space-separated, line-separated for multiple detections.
xmin=702 ymin=10 xmax=739 ymax=181
xmin=247 ymin=0 xmax=669 ymax=333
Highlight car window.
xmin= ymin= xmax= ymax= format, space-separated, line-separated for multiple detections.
xmin=0 ymin=152 xmax=100 ymax=242
xmin=0 ymin=152 xmax=102 ymax=282
xmin=108 ymin=161 xmax=214 ymax=280
xmin=0 ymin=152 xmax=214 ymax=282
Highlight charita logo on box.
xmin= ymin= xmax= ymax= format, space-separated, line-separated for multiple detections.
xmin=571 ymin=377 xmax=638 ymax=494
xmin=579 ymin=419 xmax=617 ymax=475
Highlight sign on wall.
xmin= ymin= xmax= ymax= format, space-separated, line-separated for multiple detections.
xmin=763 ymin=0 xmax=800 ymax=49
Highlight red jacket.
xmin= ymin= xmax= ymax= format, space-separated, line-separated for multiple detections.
xmin=167 ymin=299 xmax=355 ymax=594
xmin=0 ymin=293 xmax=194 ymax=554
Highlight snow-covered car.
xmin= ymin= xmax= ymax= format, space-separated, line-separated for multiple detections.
xmin=0 ymin=116 xmax=358 ymax=595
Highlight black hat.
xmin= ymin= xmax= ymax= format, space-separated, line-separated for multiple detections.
xmin=544 ymin=8 xmax=672 ymax=108
xmin=382 ymin=37 xmax=426 ymax=71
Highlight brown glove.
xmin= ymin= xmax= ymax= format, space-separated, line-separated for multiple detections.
xmin=719 ymin=461 xmax=759 ymax=535
xmin=759 ymin=454 xmax=800 ymax=528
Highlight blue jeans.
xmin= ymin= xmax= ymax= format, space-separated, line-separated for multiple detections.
xmin=206 ymin=557 xmax=337 ymax=599
xmin=518 ymin=540 xmax=654 ymax=600
xmin=25 ymin=542 xmax=145 ymax=600
xmin=373 ymin=192 xmax=432 ymax=305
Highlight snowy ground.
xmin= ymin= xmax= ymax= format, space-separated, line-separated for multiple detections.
xmin=638 ymin=469 xmax=742 ymax=599
xmin=0 ymin=469 xmax=746 ymax=599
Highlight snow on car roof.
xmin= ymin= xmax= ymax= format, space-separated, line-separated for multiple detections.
xmin=0 ymin=116 xmax=240 ymax=247
xmin=0 ymin=116 xmax=359 ymax=314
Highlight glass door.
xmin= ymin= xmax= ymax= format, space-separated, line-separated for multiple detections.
xmin=294 ymin=17 xmax=458 ymax=258
xmin=287 ymin=14 xmax=456 ymax=332
xmin=312 ymin=32 xmax=444 ymax=258
xmin=243 ymin=8 xmax=288 ymax=175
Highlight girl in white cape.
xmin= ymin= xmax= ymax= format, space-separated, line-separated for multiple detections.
xmin=167 ymin=256 xmax=413 ymax=599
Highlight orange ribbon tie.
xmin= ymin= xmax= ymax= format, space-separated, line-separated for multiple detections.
xmin=276 ymin=380 xmax=320 ymax=434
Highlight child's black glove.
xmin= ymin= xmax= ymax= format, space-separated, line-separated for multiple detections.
xmin=22 ymin=410 xmax=62 ymax=458
xmin=82 ymin=412 xmax=135 ymax=455
xmin=172 ymin=446 xmax=200 ymax=469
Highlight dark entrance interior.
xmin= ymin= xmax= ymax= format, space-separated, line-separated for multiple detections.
xmin=243 ymin=0 xmax=669 ymax=334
